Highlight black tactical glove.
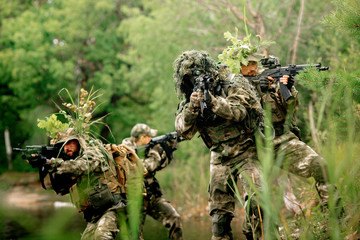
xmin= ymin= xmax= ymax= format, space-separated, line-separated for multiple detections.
xmin=259 ymin=77 xmax=270 ymax=92
xmin=28 ymin=155 xmax=47 ymax=168
xmin=286 ymin=76 xmax=294 ymax=89
xmin=168 ymin=139 xmax=178 ymax=151
xmin=160 ymin=142 xmax=174 ymax=160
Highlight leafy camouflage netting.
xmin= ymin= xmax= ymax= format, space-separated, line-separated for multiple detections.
xmin=218 ymin=29 xmax=274 ymax=74
xmin=173 ymin=50 xmax=224 ymax=99
xmin=37 ymin=88 xmax=117 ymax=178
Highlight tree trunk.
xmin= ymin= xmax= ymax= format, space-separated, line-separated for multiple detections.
xmin=291 ymin=0 xmax=305 ymax=64
xmin=5 ymin=128 xmax=13 ymax=170
xmin=308 ymin=101 xmax=320 ymax=151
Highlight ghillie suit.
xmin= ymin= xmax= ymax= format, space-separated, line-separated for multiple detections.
xmin=174 ymin=50 xmax=265 ymax=240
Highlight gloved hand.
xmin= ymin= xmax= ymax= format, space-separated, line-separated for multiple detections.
xmin=160 ymin=142 xmax=174 ymax=160
xmin=287 ymin=76 xmax=294 ymax=89
xmin=259 ymin=76 xmax=271 ymax=92
xmin=167 ymin=139 xmax=178 ymax=151
xmin=28 ymin=154 xmax=47 ymax=168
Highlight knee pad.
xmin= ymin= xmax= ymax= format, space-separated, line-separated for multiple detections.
xmin=212 ymin=213 xmax=233 ymax=238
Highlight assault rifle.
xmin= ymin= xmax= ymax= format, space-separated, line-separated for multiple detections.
xmin=247 ymin=62 xmax=329 ymax=101
xmin=192 ymin=69 xmax=218 ymax=116
xmin=13 ymin=145 xmax=62 ymax=189
xmin=136 ymin=131 xmax=185 ymax=160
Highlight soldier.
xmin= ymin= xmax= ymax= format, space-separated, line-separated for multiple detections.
xmin=122 ymin=123 xmax=183 ymax=240
xmin=218 ymin=36 xmax=344 ymax=233
xmin=33 ymin=88 xmax=146 ymax=240
xmin=173 ymin=50 xmax=265 ymax=240
xmin=238 ymin=50 xmax=342 ymax=215
xmin=46 ymin=128 xmax=144 ymax=240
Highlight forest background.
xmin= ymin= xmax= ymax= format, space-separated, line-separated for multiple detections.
xmin=0 ymin=0 xmax=359 ymax=239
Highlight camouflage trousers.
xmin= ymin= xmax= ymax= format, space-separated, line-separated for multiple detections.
xmin=208 ymin=145 xmax=259 ymax=240
xmin=208 ymin=132 xmax=334 ymax=239
xmin=272 ymin=132 xmax=331 ymax=206
xmin=81 ymin=210 xmax=119 ymax=240
xmin=141 ymin=196 xmax=183 ymax=240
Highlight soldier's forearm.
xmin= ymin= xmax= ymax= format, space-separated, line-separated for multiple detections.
xmin=50 ymin=158 xmax=101 ymax=176
xmin=175 ymin=110 xmax=198 ymax=140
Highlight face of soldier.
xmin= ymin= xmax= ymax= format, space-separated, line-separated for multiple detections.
xmin=64 ymin=140 xmax=80 ymax=157
xmin=241 ymin=61 xmax=258 ymax=76
xmin=136 ymin=135 xmax=152 ymax=146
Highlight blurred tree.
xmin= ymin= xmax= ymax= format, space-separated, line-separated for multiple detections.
xmin=324 ymin=0 xmax=360 ymax=40
xmin=296 ymin=0 xmax=360 ymax=142
xmin=1 ymin=0 xmax=357 ymax=171
xmin=116 ymin=0 xmax=341 ymax=158
xmin=0 ymin=0 xmax=147 ymax=171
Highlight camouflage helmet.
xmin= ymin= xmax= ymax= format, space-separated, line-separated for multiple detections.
xmin=51 ymin=128 xmax=85 ymax=151
xmin=173 ymin=50 xmax=220 ymax=98
xmin=247 ymin=52 xmax=263 ymax=62
xmin=131 ymin=123 xmax=158 ymax=139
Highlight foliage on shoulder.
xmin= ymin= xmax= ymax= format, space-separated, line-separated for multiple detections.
xmin=37 ymin=114 xmax=69 ymax=138
xmin=218 ymin=28 xmax=274 ymax=74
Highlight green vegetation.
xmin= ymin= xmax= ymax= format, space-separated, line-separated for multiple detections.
xmin=0 ymin=0 xmax=359 ymax=239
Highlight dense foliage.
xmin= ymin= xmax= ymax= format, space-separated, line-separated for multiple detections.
xmin=0 ymin=0 xmax=359 ymax=238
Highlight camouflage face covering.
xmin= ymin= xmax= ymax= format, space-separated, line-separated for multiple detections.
xmin=173 ymin=50 xmax=220 ymax=98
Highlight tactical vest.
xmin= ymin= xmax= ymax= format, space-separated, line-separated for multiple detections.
xmin=197 ymin=78 xmax=257 ymax=149
xmin=69 ymin=144 xmax=144 ymax=213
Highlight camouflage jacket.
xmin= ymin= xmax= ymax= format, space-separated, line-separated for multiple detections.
xmin=249 ymin=77 xmax=300 ymax=136
xmin=49 ymin=146 xmax=108 ymax=177
xmin=175 ymin=74 xmax=263 ymax=160
xmin=49 ymin=143 xmax=145 ymax=211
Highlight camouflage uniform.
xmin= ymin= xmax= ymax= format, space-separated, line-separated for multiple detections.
xmin=246 ymin=56 xmax=337 ymax=209
xmin=48 ymin=129 xmax=144 ymax=240
xmin=173 ymin=50 xmax=264 ymax=240
xmin=122 ymin=123 xmax=183 ymax=240
xmin=236 ymin=54 xmax=343 ymax=238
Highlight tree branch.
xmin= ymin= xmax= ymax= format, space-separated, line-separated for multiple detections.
xmin=256 ymin=0 xmax=263 ymax=14
xmin=308 ymin=101 xmax=320 ymax=151
xmin=274 ymin=0 xmax=295 ymax=41
xmin=221 ymin=0 xmax=256 ymax=29
xmin=245 ymin=0 xmax=266 ymax=38
xmin=246 ymin=0 xmax=257 ymax=17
